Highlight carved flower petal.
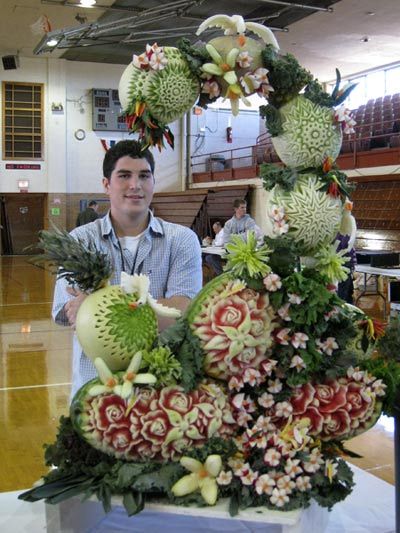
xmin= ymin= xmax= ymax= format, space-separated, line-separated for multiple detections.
xmin=205 ymin=455 xmax=222 ymax=477
xmin=185 ymin=408 xmax=199 ymax=425
xmin=127 ymin=351 xmax=142 ymax=373
xmin=202 ymin=63 xmax=223 ymax=76
xmin=88 ymin=384 xmax=109 ymax=397
xmin=171 ymin=473 xmax=199 ymax=497
xmin=219 ymin=325 xmax=240 ymax=340
xmin=180 ymin=457 xmax=204 ymax=473
xmin=223 ymin=71 xmax=238 ymax=85
xmin=164 ymin=408 xmax=183 ymax=426
xmin=120 ymin=381 xmax=133 ymax=399
xmin=133 ymin=373 xmax=157 ymax=384
xmin=164 ymin=427 xmax=183 ymax=445
xmin=243 ymin=334 xmax=263 ymax=347
xmin=200 ymin=477 xmax=218 ymax=505
xmin=186 ymin=426 xmax=204 ymax=440
xmin=110 ymin=385 xmax=124 ymax=397
xmin=228 ymin=339 xmax=244 ymax=358
xmin=204 ymin=335 xmax=230 ymax=350
xmin=208 ymin=417 xmax=221 ymax=438
xmin=94 ymin=358 xmax=114 ymax=384
xmin=197 ymin=403 xmax=215 ymax=416
xmin=205 ymin=44 xmax=223 ymax=64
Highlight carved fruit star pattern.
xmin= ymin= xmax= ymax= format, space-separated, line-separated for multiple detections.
xmin=272 ymin=96 xmax=342 ymax=168
xmin=270 ymin=176 xmax=342 ymax=254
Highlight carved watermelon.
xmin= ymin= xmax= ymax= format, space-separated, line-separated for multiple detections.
xmin=186 ymin=273 xmax=277 ymax=380
xmin=71 ymin=381 xmax=236 ymax=461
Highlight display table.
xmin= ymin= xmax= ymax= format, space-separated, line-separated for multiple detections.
xmin=201 ymin=245 xmax=225 ymax=256
xmin=1 ymin=464 xmax=395 ymax=533
xmin=355 ymin=264 xmax=400 ymax=319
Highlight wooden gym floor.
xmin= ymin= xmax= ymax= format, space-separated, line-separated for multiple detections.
xmin=0 ymin=256 xmax=395 ymax=493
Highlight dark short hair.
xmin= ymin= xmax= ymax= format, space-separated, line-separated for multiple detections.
xmin=233 ymin=198 xmax=246 ymax=208
xmin=88 ymin=200 xmax=97 ymax=207
xmin=103 ymin=140 xmax=155 ymax=179
xmin=213 ymin=220 xmax=222 ymax=227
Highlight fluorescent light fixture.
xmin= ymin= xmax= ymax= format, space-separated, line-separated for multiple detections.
xmin=80 ymin=0 xmax=97 ymax=7
xmin=47 ymin=38 xmax=59 ymax=47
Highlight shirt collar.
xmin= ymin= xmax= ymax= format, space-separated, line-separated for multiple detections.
xmin=101 ymin=209 xmax=164 ymax=239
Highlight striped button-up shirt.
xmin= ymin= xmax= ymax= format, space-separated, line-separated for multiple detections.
xmin=52 ymin=210 xmax=202 ymax=397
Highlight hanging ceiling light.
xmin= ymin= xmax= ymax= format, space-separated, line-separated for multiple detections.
xmin=79 ymin=0 xmax=97 ymax=7
xmin=47 ymin=38 xmax=59 ymax=47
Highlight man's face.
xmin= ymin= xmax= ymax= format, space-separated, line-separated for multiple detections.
xmin=102 ymin=156 xmax=154 ymax=221
xmin=234 ymin=203 xmax=247 ymax=219
xmin=212 ymin=223 xmax=221 ymax=234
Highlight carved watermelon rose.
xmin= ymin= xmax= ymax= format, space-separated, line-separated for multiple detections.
xmin=272 ymin=373 xmax=385 ymax=441
xmin=71 ymin=382 xmax=236 ymax=461
xmin=187 ymin=274 xmax=276 ymax=380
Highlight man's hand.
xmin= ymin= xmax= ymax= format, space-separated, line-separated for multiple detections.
xmin=65 ymin=286 xmax=87 ymax=327
xmin=157 ymin=295 xmax=190 ymax=331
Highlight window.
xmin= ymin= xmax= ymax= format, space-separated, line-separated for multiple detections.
xmin=2 ymin=82 xmax=44 ymax=160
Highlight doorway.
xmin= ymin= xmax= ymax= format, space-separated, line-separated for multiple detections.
xmin=0 ymin=194 xmax=46 ymax=255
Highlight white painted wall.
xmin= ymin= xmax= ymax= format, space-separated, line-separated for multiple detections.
xmin=190 ymin=107 xmax=261 ymax=172
xmin=0 ymin=56 xmax=183 ymax=194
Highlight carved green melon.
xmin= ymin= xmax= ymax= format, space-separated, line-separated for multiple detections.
xmin=271 ymin=95 xmax=342 ymax=168
xmin=118 ymin=46 xmax=199 ymax=124
xmin=144 ymin=60 xmax=199 ymax=124
xmin=268 ymin=174 xmax=342 ymax=254
xmin=118 ymin=64 xmax=148 ymax=109
xmin=75 ymin=285 xmax=158 ymax=372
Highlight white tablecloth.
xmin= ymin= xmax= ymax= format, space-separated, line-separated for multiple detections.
xmin=1 ymin=464 xmax=395 ymax=533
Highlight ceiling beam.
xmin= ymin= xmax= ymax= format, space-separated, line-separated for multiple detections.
xmin=256 ymin=0 xmax=333 ymax=12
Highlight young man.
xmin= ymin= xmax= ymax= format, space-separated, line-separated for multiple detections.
xmin=53 ymin=140 xmax=202 ymax=397
xmin=223 ymin=198 xmax=262 ymax=244
xmin=75 ymin=200 xmax=99 ymax=227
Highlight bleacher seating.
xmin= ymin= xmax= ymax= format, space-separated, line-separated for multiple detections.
xmin=255 ymin=92 xmax=400 ymax=162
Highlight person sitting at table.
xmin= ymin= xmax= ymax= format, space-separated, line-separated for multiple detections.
xmin=204 ymin=221 xmax=225 ymax=276
xmin=223 ymin=198 xmax=262 ymax=244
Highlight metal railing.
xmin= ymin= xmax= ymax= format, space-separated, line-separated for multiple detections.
xmin=191 ymin=115 xmax=400 ymax=179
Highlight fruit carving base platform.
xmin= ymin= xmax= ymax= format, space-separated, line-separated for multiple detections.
xmin=45 ymin=496 xmax=329 ymax=533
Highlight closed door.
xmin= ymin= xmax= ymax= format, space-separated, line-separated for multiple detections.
xmin=1 ymin=194 xmax=46 ymax=254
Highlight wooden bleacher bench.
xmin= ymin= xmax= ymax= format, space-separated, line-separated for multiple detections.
xmin=151 ymin=185 xmax=253 ymax=239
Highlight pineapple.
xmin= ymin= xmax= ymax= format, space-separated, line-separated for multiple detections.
xmin=35 ymin=228 xmax=158 ymax=371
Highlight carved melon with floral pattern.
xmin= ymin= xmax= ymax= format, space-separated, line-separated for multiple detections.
xmin=186 ymin=273 xmax=277 ymax=380
xmin=271 ymin=95 xmax=342 ymax=168
xmin=266 ymin=174 xmax=343 ymax=254
xmin=71 ymin=381 xmax=236 ymax=461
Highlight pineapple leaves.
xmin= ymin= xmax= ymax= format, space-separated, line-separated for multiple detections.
xmin=32 ymin=225 xmax=112 ymax=292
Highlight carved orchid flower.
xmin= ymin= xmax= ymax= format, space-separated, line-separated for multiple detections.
xmin=201 ymin=44 xmax=250 ymax=115
xmin=171 ymin=455 xmax=222 ymax=505
xmin=89 ymin=353 xmax=156 ymax=399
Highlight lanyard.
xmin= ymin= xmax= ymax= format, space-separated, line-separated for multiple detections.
xmin=117 ymin=238 xmax=143 ymax=275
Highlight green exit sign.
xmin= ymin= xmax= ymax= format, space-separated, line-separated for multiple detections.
xmin=51 ymin=207 xmax=60 ymax=216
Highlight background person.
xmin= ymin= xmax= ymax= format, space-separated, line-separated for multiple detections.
xmin=223 ymin=198 xmax=262 ymax=244
xmin=53 ymin=140 xmax=202 ymax=397
xmin=204 ymin=221 xmax=225 ymax=275
xmin=75 ymin=200 xmax=100 ymax=227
